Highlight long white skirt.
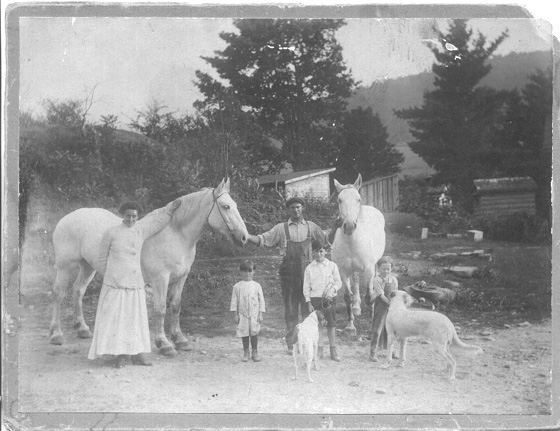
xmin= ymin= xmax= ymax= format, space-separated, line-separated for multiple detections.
xmin=88 ymin=284 xmax=151 ymax=359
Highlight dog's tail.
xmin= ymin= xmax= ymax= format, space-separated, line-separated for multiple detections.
xmin=451 ymin=329 xmax=484 ymax=354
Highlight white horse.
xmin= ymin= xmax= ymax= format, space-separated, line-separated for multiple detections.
xmin=331 ymin=174 xmax=386 ymax=333
xmin=49 ymin=178 xmax=249 ymax=357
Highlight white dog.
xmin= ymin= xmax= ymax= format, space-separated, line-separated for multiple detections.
xmin=292 ymin=310 xmax=325 ymax=383
xmin=381 ymin=290 xmax=483 ymax=380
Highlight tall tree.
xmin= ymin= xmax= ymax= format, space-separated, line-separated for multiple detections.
xmin=336 ymin=106 xmax=403 ymax=184
xmin=396 ymin=19 xmax=509 ymax=210
xmin=196 ymin=19 xmax=356 ymax=171
xmin=495 ymin=68 xmax=553 ymax=221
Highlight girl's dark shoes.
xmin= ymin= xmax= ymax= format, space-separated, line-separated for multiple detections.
xmin=131 ymin=353 xmax=153 ymax=366
xmin=251 ymin=349 xmax=261 ymax=362
xmin=242 ymin=349 xmax=250 ymax=362
xmin=114 ymin=355 xmax=128 ymax=368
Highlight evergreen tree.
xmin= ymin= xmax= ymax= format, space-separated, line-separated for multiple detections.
xmin=336 ymin=106 xmax=403 ymax=184
xmin=396 ymin=19 xmax=509 ymax=210
xmin=195 ymin=19 xmax=356 ymax=171
xmin=496 ymin=68 xmax=553 ymax=221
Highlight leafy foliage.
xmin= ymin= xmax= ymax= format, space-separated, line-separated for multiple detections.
xmin=335 ymin=106 xmax=404 ymax=184
xmin=196 ymin=19 xmax=356 ymax=171
xmin=472 ymin=213 xmax=550 ymax=244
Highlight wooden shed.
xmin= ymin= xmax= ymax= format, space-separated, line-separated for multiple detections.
xmin=258 ymin=167 xmax=336 ymax=201
xmin=473 ymin=177 xmax=537 ymax=218
xmin=360 ymin=174 xmax=399 ymax=212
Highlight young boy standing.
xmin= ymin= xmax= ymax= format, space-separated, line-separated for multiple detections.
xmin=230 ymin=260 xmax=266 ymax=362
xmin=303 ymin=240 xmax=343 ymax=362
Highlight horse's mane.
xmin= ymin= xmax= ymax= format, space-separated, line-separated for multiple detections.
xmin=172 ymin=188 xmax=214 ymax=226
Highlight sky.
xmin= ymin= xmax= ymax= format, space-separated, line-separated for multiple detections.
xmin=16 ymin=12 xmax=555 ymax=129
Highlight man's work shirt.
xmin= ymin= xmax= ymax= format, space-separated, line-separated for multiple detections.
xmin=303 ymin=258 xmax=342 ymax=302
xmin=257 ymin=218 xmax=328 ymax=255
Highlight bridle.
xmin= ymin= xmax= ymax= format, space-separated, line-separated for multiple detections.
xmin=207 ymin=188 xmax=235 ymax=233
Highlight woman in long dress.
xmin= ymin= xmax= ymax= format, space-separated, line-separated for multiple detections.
xmin=88 ymin=199 xmax=181 ymax=368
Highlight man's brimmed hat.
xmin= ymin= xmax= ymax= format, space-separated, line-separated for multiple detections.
xmin=286 ymin=196 xmax=305 ymax=207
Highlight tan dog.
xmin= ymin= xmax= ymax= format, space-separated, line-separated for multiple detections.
xmin=292 ymin=310 xmax=325 ymax=383
xmin=380 ymin=290 xmax=483 ymax=380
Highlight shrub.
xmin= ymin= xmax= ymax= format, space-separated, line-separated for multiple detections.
xmin=473 ymin=212 xmax=550 ymax=244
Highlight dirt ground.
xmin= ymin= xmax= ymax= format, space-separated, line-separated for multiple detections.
xmin=16 ymin=244 xmax=552 ymax=418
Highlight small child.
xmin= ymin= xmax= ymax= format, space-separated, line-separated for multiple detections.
xmin=368 ymin=256 xmax=399 ymax=362
xmin=303 ymin=239 xmax=343 ymax=362
xmin=230 ymin=260 xmax=266 ymax=362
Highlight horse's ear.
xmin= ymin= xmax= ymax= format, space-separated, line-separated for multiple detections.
xmin=216 ymin=177 xmax=230 ymax=194
xmin=353 ymin=173 xmax=362 ymax=190
xmin=334 ymin=179 xmax=343 ymax=194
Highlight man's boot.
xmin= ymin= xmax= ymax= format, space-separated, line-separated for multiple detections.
xmin=330 ymin=346 xmax=341 ymax=362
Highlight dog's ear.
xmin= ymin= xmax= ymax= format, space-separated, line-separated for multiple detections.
xmin=290 ymin=326 xmax=300 ymax=346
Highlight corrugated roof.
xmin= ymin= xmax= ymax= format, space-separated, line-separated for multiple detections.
xmin=473 ymin=177 xmax=537 ymax=193
xmin=259 ymin=167 xmax=336 ymax=185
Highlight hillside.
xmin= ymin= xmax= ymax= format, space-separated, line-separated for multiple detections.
xmin=348 ymin=50 xmax=553 ymax=178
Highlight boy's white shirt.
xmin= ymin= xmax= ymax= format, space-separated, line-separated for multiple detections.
xmin=303 ymin=258 xmax=342 ymax=302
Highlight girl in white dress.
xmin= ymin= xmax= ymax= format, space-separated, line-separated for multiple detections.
xmin=230 ymin=260 xmax=266 ymax=362
xmin=88 ymin=199 xmax=181 ymax=368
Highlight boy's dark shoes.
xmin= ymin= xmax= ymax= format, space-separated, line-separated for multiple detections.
xmin=330 ymin=346 xmax=341 ymax=362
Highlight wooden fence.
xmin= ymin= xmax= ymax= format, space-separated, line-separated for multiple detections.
xmin=360 ymin=174 xmax=399 ymax=212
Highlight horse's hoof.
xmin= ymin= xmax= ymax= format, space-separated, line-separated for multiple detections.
xmin=50 ymin=335 xmax=64 ymax=345
xmin=344 ymin=324 xmax=357 ymax=334
xmin=175 ymin=341 xmax=192 ymax=351
xmin=352 ymin=306 xmax=362 ymax=317
xmin=77 ymin=329 xmax=93 ymax=339
xmin=160 ymin=346 xmax=178 ymax=357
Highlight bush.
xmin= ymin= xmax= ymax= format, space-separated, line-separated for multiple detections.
xmin=397 ymin=176 xmax=472 ymax=234
xmin=384 ymin=212 xmax=424 ymax=234
xmin=473 ymin=213 xmax=550 ymax=244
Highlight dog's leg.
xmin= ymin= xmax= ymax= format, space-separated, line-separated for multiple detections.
xmin=306 ymin=348 xmax=314 ymax=383
xmin=313 ymin=341 xmax=319 ymax=371
xmin=292 ymin=345 xmax=298 ymax=381
xmin=397 ymin=337 xmax=407 ymax=368
xmin=434 ymin=344 xmax=457 ymax=380
xmin=380 ymin=333 xmax=394 ymax=369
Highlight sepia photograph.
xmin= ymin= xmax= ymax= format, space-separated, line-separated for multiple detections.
xmin=2 ymin=2 xmax=558 ymax=430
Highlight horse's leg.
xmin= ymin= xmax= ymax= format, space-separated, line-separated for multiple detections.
xmin=72 ymin=260 xmax=95 ymax=339
xmin=168 ymin=275 xmax=191 ymax=351
xmin=351 ymin=271 xmax=361 ymax=317
xmin=49 ymin=261 xmax=75 ymax=345
xmin=342 ymin=272 xmax=356 ymax=333
xmin=150 ymin=273 xmax=176 ymax=357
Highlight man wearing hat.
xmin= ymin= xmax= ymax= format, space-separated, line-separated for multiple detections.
xmin=247 ymin=196 xmax=332 ymax=354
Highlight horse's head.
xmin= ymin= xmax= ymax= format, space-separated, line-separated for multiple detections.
xmin=207 ymin=178 xmax=249 ymax=246
xmin=334 ymin=174 xmax=362 ymax=236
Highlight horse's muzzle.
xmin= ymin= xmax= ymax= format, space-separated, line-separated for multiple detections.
xmin=232 ymin=234 xmax=248 ymax=246
xmin=343 ymin=221 xmax=357 ymax=235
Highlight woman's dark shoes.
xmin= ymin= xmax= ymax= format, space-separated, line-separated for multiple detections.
xmin=114 ymin=355 xmax=128 ymax=368
xmin=131 ymin=353 xmax=153 ymax=366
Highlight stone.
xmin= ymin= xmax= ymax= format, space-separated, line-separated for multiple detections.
xmin=375 ymin=388 xmax=387 ymax=394
xmin=518 ymin=321 xmax=531 ymax=327
xmin=463 ymin=335 xmax=476 ymax=340
xmin=430 ymin=252 xmax=457 ymax=260
xmin=467 ymin=230 xmax=484 ymax=241
xmin=444 ymin=266 xmax=480 ymax=278
xmin=504 ymin=324 xmax=512 ymax=329
xmin=444 ymin=280 xmax=462 ymax=288
xmin=480 ymin=331 xmax=492 ymax=336
xmin=421 ymin=228 xmax=429 ymax=239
